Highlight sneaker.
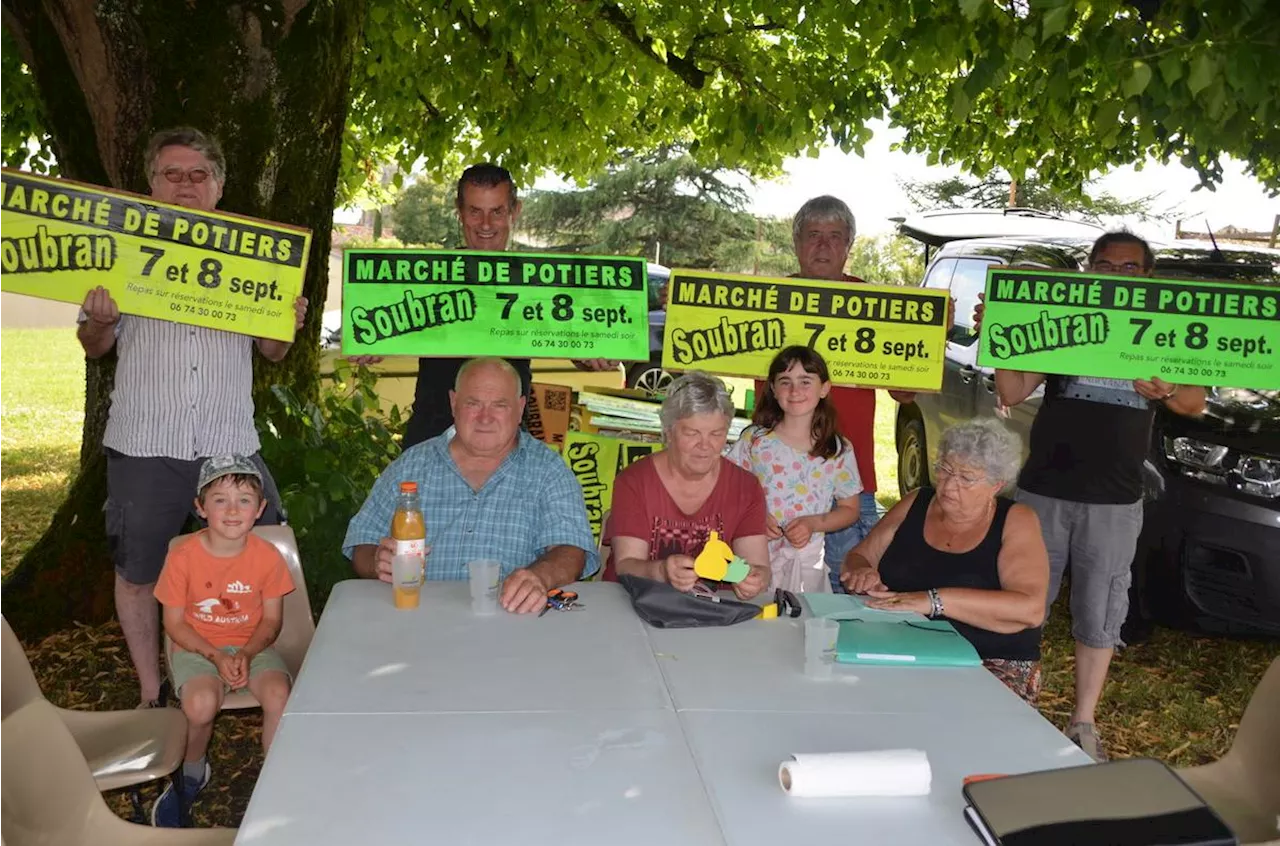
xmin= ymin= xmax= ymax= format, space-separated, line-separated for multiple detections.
xmin=150 ymin=762 xmax=211 ymax=827
xmin=1066 ymin=722 xmax=1109 ymax=763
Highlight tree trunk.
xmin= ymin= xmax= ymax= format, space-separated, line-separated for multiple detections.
xmin=0 ymin=0 xmax=365 ymax=640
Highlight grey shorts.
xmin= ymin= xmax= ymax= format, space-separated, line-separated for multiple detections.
xmin=105 ymin=449 xmax=283 ymax=585
xmin=1014 ymin=488 xmax=1142 ymax=649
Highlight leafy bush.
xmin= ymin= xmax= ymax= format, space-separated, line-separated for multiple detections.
xmin=256 ymin=361 xmax=404 ymax=615
xmin=332 ymin=229 xmax=404 ymax=250
xmin=391 ymin=179 xmax=464 ymax=248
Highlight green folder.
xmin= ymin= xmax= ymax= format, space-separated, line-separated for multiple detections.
xmin=835 ymin=618 xmax=982 ymax=667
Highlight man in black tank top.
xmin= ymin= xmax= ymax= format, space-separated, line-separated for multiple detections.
xmin=978 ymin=232 xmax=1206 ymax=762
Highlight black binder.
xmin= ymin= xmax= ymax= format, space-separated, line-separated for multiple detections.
xmin=962 ymin=758 xmax=1237 ymax=846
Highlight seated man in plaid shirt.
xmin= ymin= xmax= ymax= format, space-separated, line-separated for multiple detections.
xmin=344 ymin=357 xmax=597 ymax=613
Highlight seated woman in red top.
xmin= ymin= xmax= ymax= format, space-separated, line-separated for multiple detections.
xmin=607 ymin=372 xmax=771 ymax=600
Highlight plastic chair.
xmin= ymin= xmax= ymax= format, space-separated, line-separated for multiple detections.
xmin=1 ymin=697 xmax=235 ymax=845
xmin=0 ymin=617 xmax=42 ymax=718
xmin=2 ymin=617 xmax=188 ymax=793
xmin=164 ymin=525 xmax=315 ymax=709
xmin=1178 ymin=656 xmax=1280 ymax=845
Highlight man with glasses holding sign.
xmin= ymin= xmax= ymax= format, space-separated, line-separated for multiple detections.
xmin=77 ymin=127 xmax=308 ymax=709
xmin=974 ymin=231 xmax=1205 ymax=762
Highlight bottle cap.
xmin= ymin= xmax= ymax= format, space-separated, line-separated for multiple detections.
xmin=398 ymin=482 xmax=419 ymax=494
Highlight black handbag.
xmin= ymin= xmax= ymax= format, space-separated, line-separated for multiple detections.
xmin=617 ymin=575 xmax=762 ymax=628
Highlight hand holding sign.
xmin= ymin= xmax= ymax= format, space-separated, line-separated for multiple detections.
xmin=291 ymin=295 xmax=308 ymax=332
xmin=1132 ymin=376 xmax=1178 ymax=402
xmin=83 ymin=286 xmax=120 ymax=327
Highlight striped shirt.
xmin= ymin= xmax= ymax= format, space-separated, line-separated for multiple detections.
xmin=98 ymin=315 xmax=260 ymax=458
xmin=343 ymin=429 xmax=598 ymax=581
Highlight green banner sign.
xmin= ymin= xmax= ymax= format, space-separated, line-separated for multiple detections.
xmin=340 ymin=249 xmax=649 ymax=360
xmin=978 ymin=268 xmax=1280 ymax=389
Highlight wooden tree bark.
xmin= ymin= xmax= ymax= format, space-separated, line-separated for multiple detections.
xmin=0 ymin=0 xmax=365 ymax=639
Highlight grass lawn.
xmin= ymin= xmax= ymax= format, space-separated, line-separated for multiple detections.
xmin=1 ymin=328 xmax=85 ymax=578
xmin=1 ymin=327 xmax=1275 ymax=828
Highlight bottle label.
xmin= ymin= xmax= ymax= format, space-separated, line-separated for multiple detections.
xmin=394 ymin=538 xmax=425 ymax=558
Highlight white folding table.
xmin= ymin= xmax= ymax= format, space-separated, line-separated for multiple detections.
xmin=236 ymin=580 xmax=1089 ymax=845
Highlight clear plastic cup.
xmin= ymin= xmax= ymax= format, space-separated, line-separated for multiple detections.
xmin=468 ymin=559 xmax=501 ymax=615
xmin=391 ymin=554 xmax=423 ymax=610
xmin=804 ymin=617 xmax=839 ymax=679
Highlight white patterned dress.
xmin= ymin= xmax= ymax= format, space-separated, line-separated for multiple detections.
xmin=726 ymin=426 xmax=862 ymax=593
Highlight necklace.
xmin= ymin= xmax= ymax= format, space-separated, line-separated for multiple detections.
xmin=936 ymin=499 xmax=995 ymax=549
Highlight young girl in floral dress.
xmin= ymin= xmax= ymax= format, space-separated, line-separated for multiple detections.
xmin=727 ymin=346 xmax=862 ymax=592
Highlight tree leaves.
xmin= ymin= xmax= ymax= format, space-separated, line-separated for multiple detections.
xmin=391 ymin=178 xmax=464 ymax=248
xmin=1123 ymin=60 xmax=1153 ymax=98
xmin=3 ymin=0 xmax=1278 ymax=199
xmin=1041 ymin=5 xmax=1071 ymax=41
xmin=519 ymin=149 xmax=760 ymax=268
xmin=1188 ymin=53 xmax=1217 ymax=95
xmin=1159 ymin=54 xmax=1183 ymax=85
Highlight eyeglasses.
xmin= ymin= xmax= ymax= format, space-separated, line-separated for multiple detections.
xmin=1091 ymin=260 xmax=1143 ymax=274
xmin=933 ymin=462 xmax=985 ymax=488
xmin=156 ymin=167 xmax=212 ymax=184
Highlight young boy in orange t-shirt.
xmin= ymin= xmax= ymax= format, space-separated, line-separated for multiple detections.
xmin=151 ymin=454 xmax=295 ymax=827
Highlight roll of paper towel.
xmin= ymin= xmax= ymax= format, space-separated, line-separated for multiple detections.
xmin=778 ymin=749 xmax=932 ymax=797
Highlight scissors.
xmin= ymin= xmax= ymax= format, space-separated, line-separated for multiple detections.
xmin=690 ymin=581 xmax=721 ymax=603
xmin=539 ymin=588 xmax=583 ymax=616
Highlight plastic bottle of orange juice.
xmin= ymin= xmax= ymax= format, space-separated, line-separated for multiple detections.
xmin=390 ymin=482 xmax=426 ymax=609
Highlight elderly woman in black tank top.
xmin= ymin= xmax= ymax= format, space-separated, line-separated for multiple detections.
xmin=839 ymin=419 xmax=1050 ymax=703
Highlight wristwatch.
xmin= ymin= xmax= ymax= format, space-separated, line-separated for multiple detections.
xmin=927 ymin=588 xmax=945 ymax=619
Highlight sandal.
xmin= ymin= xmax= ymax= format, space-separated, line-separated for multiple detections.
xmin=1066 ymin=721 xmax=1108 ymax=763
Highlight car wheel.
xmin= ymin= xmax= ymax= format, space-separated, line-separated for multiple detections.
xmin=897 ymin=416 xmax=930 ymax=497
xmin=627 ymin=362 xmax=673 ymax=396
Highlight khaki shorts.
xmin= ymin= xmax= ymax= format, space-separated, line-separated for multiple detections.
xmin=1013 ymin=488 xmax=1143 ymax=649
xmin=171 ymin=645 xmax=291 ymax=696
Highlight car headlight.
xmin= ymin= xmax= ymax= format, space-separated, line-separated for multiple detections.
xmin=1237 ymin=456 xmax=1280 ymax=499
xmin=1164 ymin=436 xmax=1280 ymax=499
xmin=1165 ymin=436 xmax=1229 ymax=472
